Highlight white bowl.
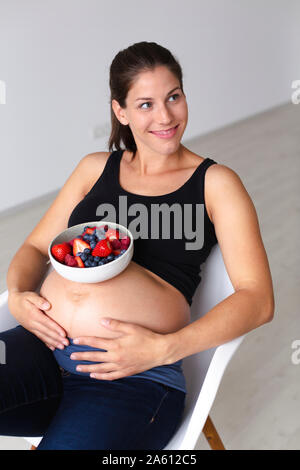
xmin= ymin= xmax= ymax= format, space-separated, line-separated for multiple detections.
xmin=48 ymin=221 xmax=134 ymax=283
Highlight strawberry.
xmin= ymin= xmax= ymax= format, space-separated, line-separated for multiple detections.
xmin=92 ymin=239 xmax=112 ymax=257
xmin=51 ymin=242 xmax=72 ymax=263
xmin=68 ymin=238 xmax=77 ymax=247
xmin=105 ymin=228 xmax=119 ymax=242
xmin=75 ymin=256 xmax=85 ymax=268
xmin=112 ymin=249 xmax=121 ymax=256
xmin=72 ymin=238 xmax=91 ymax=256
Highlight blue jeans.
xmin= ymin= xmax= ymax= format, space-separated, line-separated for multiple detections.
xmin=0 ymin=326 xmax=186 ymax=450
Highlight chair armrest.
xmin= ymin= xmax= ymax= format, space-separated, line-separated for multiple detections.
xmin=164 ymin=334 xmax=246 ymax=450
xmin=0 ymin=290 xmax=19 ymax=332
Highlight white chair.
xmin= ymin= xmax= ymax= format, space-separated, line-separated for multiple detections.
xmin=0 ymin=244 xmax=245 ymax=450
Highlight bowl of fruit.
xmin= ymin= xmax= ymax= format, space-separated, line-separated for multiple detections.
xmin=48 ymin=221 xmax=133 ymax=283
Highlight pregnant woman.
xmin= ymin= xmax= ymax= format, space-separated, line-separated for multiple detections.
xmin=1 ymin=41 xmax=274 ymax=450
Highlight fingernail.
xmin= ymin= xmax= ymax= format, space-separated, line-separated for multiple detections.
xmin=57 ymin=344 xmax=64 ymax=350
xmin=76 ymin=366 xmax=82 ymax=371
xmin=43 ymin=302 xmax=50 ymax=309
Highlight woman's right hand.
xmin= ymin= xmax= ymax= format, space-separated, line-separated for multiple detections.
xmin=7 ymin=290 xmax=69 ymax=351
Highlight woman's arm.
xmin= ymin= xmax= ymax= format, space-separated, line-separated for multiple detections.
xmin=7 ymin=244 xmax=50 ymax=294
xmin=6 ymin=153 xmax=104 ymax=349
xmin=7 ymin=154 xmax=94 ymax=293
xmin=163 ymin=164 xmax=275 ymax=364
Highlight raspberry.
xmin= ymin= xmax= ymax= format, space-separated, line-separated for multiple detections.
xmin=111 ymin=239 xmax=121 ymax=250
xmin=64 ymin=254 xmax=78 ymax=267
xmin=120 ymin=236 xmax=130 ymax=248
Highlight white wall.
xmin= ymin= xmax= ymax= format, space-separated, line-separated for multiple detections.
xmin=0 ymin=0 xmax=299 ymax=213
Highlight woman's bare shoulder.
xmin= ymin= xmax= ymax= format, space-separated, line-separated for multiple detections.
xmin=204 ymin=162 xmax=246 ymax=223
xmin=85 ymin=151 xmax=111 ymax=168
xmin=205 ymin=162 xmax=250 ymax=223
xmin=205 ymin=162 xmax=245 ymax=192
xmin=83 ymin=151 xmax=112 ymax=193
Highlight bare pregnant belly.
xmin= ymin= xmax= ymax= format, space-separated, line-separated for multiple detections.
xmin=39 ymin=261 xmax=191 ymax=339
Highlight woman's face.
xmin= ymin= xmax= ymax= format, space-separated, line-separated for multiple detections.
xmin=113 ymin=66 xmax=188 ymax=156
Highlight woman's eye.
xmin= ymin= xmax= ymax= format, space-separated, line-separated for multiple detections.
xmin=139 ymin=93 xmax=180 ymax=110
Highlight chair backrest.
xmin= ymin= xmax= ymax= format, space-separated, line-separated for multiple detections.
xmin=0 ymin=290 xmax=18 ymax=331
xmin=164 ymin=244 xmax=245 ymax=450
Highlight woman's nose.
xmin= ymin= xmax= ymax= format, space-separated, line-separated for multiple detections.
xmin=155 ymin=106 xmax=173 ymax=124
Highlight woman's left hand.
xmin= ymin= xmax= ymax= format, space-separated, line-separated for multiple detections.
xmin=70 ymin=318 xmax=171 ymax=380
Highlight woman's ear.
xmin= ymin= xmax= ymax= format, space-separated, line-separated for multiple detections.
xmin=112 ymin=99 xmax=128 ymax=126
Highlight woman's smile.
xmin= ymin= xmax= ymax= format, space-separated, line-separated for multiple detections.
xmin=149 ymin=124 xmax=179 ymax=139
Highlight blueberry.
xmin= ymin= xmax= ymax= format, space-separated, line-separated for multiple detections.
xmin=84 ymin=260 xmax=90 ymax=267
xmin=90 ymin=242 xmax=96 ymax=249
xmin=94 ymin=256 xmax=100 ymax=262
xmin=80 ymin=253 xmax=88 ymax=262
xmin=106 ymin=254 xmax=114 ymax=261
xmin=88 ymin=255 xmax=94 ymax=262
xmin=104 ymin=224 xmax=108 ymax=232
xmin=120 ymin=249 xmax=126 ymax=254
xmin=83 ymin=248 xmax=91 ymax=255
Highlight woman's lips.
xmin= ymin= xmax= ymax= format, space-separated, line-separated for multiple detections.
xmin=150 ymin=124 xmax=179 ymax=139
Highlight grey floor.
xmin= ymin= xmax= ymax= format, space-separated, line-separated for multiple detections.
xmin=0 ymin=101 xmax=299 ymax=450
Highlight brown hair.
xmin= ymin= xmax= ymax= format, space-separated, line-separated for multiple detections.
xmin=107 ymin=41 xmax=184 ymax=158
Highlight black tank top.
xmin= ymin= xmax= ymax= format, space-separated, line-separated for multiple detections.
xmin=68 ymin=149 xmax=218 ymax=306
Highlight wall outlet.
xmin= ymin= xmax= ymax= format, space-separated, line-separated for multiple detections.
xmin=90 ymin=122 xmax=111 ymax=139
xmin=0 ymin=80 xmax=6 ymax=104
